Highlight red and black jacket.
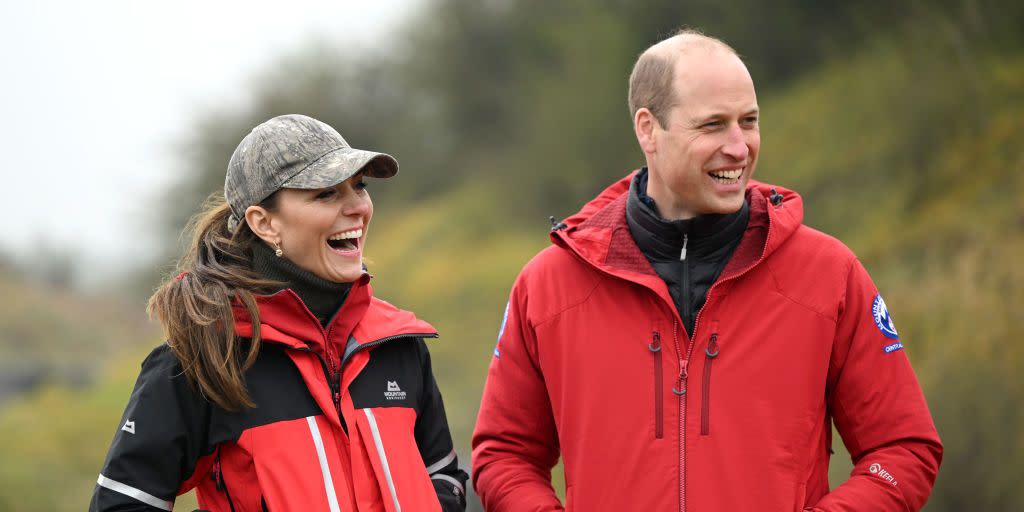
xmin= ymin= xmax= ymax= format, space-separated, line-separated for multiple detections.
xmin=91 ymin=277 xmax=467 ymax=511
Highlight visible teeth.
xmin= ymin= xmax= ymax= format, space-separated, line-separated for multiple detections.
xmin=328 ymin=229 xmax=362 ymax=241
xmin=710 ymin=168 xmax=743 ymax=180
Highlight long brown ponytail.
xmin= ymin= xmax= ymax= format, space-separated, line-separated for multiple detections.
xmin=147 ymin=193 xmax=280 ymax=411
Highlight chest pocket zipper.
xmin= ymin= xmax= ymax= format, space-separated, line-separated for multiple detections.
xmin=701 ymin=333 xmax=720 ymax=436
xmin=649 ymin=331 xmax=664 ymax=439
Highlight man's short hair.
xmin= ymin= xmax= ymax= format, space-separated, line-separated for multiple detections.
xmin=628 ymin=28 xmax=739 ymax=127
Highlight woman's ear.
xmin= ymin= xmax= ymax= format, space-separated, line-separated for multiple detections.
xmin=244 ymin=205 xmax=279 ymax=245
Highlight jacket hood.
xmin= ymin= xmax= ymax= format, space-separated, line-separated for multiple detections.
xmin=552 ymin=170 xmax=804 ymax=282
xmin=233 ymin=275 xmax=437 ymax=351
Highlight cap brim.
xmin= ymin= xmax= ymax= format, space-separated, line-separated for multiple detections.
xmin=280 ymin=147 xmax=398 ymax=190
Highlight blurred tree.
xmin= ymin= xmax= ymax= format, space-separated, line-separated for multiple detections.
xmin=158 ymin=0 xmax=1024 ymax=253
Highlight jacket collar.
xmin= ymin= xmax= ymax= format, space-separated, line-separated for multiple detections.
xmin=552 ymin=169 xmax=804 ymax=285
xmin=232 ymin=273 xmax=437 ymax=351
xmin=626 ymin=168 xmax=750 ymax=262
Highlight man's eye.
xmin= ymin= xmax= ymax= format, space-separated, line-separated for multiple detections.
xmin=743 ymin=116 xmax=759 ymax=125
xmin=702 ymin=121 xmax=722 ymax=129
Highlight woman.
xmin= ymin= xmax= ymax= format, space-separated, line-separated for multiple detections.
xmin=90 ymin=114 xmax=468 ymax=511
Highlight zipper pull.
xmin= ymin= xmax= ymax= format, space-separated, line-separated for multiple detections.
xmin=330 ymin=372 xmax=342 ymax=412
xmin=673 ymin=375 xmax=687 ymax=396
xmin=211 ymin=454 xmax=224 ymax=491
xmin=649 ymin=331 xmax=662 ymax=352
xmin=706 ymin=333 xmax=720 ymax=358
xmin=680 ymin=234 xmax=688 ymax=261
xmin=670 ymin=320 xmax=686 ymax=395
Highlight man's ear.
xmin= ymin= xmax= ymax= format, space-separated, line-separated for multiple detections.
xmin=634 ymin=108 xmax=658 ymax=154
xmin=244 ymin=205 xmax=279 ymax=245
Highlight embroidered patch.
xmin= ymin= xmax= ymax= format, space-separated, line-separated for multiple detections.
xmin=494 ymin=302 xmax=510 ymax=358
xmin=872 ymin=293 xmax=900 ymax=341
xmin=883 ymin=342 xmax=904 ymax=353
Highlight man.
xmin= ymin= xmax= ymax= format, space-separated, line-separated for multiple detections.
xmin=472 ymin=30 xmax=941 ymax=511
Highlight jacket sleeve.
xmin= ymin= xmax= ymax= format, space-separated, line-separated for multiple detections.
xmin=810 ymin=259 xmax=942 ymax=511
xmin=472 ymin=277 xmax=563 ymax=511
xmin=90 ymin=344 xmax=212 ymax=511
xmin=415 ymin=339 xmax=470 ymax=512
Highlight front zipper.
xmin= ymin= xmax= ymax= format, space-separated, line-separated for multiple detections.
xmin=211 ymin=450 xmax=237 ymax=512
xmin=680 ymin=234 xmax=693 ymax=337
xmin=649 ymin=331 xmax=664 ymax=439
xmin=701 ymin=332 xmax=720 ymax=436
xmin=669 ymin=320 xmax=694 ymax=512
xmin=303 ymin=348 xmax=344 ymax=418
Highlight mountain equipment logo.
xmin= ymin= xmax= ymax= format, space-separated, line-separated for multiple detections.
xmin=385 ymin=381 xmax=407 ymax=401
xmin=121 ymin=419 xmax=135 ymax=435
xmin=872 ymin=293 xmax=900 ymax=341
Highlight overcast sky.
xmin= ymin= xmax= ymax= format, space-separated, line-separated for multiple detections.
xmin=0 ymin=0 xmax=422 ymax=283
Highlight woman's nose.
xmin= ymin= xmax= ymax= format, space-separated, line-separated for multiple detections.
xmin=342 ymin=190 xmax=371 ymax=216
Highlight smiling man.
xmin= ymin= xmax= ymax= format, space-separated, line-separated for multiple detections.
xmin=472 ymin=30 xmax=942 ymax=511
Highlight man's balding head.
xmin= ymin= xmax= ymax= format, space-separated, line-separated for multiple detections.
xmin=628 ymin=29 xmax=742 ymax=127
xmin=630 ymin=28 xmax=759 ymax=220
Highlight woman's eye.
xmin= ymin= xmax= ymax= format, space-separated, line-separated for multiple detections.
xmin=315 ymin=189 xmax=337 ymax=200
xmin=355 ymin=181 xmax=368 ymax=191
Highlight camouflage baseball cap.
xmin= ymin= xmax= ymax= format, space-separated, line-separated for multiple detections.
xmin=224 ymin=114 xmax=398 ymax=230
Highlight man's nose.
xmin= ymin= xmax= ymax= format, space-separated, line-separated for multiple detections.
xmin=721 ymin=124 xmax=749 ymax=160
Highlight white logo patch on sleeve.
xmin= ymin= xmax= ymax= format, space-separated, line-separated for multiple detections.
xmin=868 ymin=462 xmax=898 ymax=486
xmin=121 ymin=419 xmax=135 ymax=434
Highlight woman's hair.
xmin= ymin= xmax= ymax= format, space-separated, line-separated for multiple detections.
xmin=148 ymin=193 xmax=280 ymax=411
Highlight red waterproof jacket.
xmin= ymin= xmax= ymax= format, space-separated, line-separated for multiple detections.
xmin=472 ymin=173 xmax=941 ymax=511
xmin=92 ymin=275 xmax=467 ymax=511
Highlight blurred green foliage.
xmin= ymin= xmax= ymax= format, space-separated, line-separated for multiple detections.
xmin=0 ymin=270 xmax=154 ymax=400
xmin=1 ymin=0 xmax=1021 ymax=510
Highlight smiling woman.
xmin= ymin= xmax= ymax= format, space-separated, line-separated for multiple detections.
xmin=89 ymin=114 xmax=468 ymax=512
xmin=248 ymin=175 xmax=374 ymax=284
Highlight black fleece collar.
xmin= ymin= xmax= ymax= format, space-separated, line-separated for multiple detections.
xmin=626 ymin=168 xmax=749 ymax=261
xmin=251 ymin=240 xmax=351 ymax=327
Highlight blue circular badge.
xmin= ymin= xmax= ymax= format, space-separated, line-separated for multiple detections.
xmin=872 ymin=294 xmax=899 ymax=340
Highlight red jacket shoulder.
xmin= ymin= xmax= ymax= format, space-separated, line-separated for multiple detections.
xmin=513 ymin=245 xmax=603 ymax=327
xmin=766 ymin=225 xmax=860 ymax=323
